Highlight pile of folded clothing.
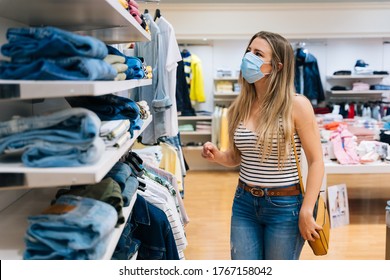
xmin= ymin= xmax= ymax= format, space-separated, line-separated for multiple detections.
xmin=0 ymin=26 xmax=116 ymax=80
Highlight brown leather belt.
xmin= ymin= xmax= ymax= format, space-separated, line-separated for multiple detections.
xmin=238 ymin=180 xmax=301 ymax=197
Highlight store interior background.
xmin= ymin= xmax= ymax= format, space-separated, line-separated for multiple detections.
xmin=138 ymin=1 xmax=390 ymax=259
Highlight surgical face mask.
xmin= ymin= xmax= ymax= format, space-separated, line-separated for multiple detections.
xmin=240 ymin=52 xmax=271 ymax=84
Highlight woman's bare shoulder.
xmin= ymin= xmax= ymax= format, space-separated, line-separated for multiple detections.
xmin=293 ymin=94 xmax=315 ymax=119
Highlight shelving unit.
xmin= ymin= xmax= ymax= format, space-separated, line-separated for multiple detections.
xmin=0 ymin=187 xmax=138 ymax=260
xmin=0 ymin=79 xmax=152 ymax=100
xmin=326 ymin=74 xmax=390 ymax=101
xmin=0 ymin=0 xmax=151 ymax=43
xmin=0 ymin=0 xmax=152 ymax=260
xmin=213 ymin=77 xmax=240 ymax=107
xmin=0 ymin=116 xmax=152 ymax=189
xmin=178 ymin=115 xmax=212 ymax=146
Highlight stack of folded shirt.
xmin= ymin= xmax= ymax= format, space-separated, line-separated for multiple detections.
xmin=128 ymin=0 xmax=142 ymax=25
xmin=195 ymin=121 xmax=212 ymax=133
xmin=0 ymin=26 xmax=116 ymax=80
xmin=100 ymin=119 xmax=131 ymax=148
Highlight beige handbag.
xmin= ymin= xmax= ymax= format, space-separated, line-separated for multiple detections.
xmin=292 ymin=137 xmax=330 ymax=256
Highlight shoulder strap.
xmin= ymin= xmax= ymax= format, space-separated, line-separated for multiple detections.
xmin=291 ymin=135 xmax=305 ymax=195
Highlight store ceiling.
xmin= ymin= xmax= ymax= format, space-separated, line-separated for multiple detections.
xmin=159 ymin=0 xmax=390 ymax=3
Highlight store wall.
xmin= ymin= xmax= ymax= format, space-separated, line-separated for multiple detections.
xmin=146 ymin=3 xmax=390 ymax=40
xmin=138 ymin=2 xmax=390 ymax=112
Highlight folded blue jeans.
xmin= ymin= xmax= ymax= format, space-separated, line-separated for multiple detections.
xmin=0 ymin=56 xmax=117 ymax=80
xmin=107 ymin=45 xmax=145 ymax=79
xmin=0 ymin=108 xmax=104 ymax=167
xmin=1 ymin=26 xmax=108 ymax=63
xmin=24 ymin=195 xmax=117 ymax=260
xmin=66 ymin=94 xmax=143 ymax=137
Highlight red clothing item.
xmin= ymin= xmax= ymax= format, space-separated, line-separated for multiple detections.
xmin=348 ymin=103 xmax=355 ymax=119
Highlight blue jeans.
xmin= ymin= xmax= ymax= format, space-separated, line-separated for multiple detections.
xmin=230 ymin=185 xmax=304 ymax=260
xmin=1 ymin=26 xmax=108 ymax=62
xmin=107 ymin=45 xmax=145 ymax=79
xmin=66 ymin=94 xmax=143 ymax=138
xmin=0 ymin=56 xmax=117 ymax=80
xmin=24 ymin=195 xmax=117 ymax=260
xmin=0 ymin=108 xmax=104 ymax=167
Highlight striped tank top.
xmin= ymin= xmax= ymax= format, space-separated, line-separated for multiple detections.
xmin=234 ymin=122 xmax=302 ymax=187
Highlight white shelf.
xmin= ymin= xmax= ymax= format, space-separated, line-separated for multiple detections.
xmin=0 ymin=0 xmax=150 ymax=43
xmin=0 ymin=116 xmax=152 ymax=189
xmin=214 ymin=77 xmax=239 ymax=80
xmin=178 ymin=116 xmax=212 ymax=121
xmin=180 ymin=131 xmax=211 ymax=136
xmin=329 ymin=90 xmax=387 ymax=94
xmin=0 ymin=79 xmax=152 ymax=101
xmin=0 ymin=181 xmax=138 ymax=260
xmin=325 ymin=161 xmax=390 ymax=174
xmin=327 ymin=75 xmax=389 ymax=79
xmin=214 ymin=92 xmax=239 ymax=97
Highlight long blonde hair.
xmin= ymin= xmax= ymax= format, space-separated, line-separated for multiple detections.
xmin=228 ymin=31 xmax=295 ymax=166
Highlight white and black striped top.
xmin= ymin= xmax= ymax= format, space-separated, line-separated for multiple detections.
xmin=234 ymin=122 xmax=302 ymax=187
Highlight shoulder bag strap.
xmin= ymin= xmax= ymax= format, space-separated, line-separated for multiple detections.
xmin=292 ymin=135 xmax=305 ymax=195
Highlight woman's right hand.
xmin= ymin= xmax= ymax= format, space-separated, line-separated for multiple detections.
xmin=201 ymin=142 xmax=219 ymax=162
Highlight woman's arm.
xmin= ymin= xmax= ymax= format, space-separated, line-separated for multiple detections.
xmin=201 ymin=142 xmax=241 ymax=167
xmin=293 ymin=95 xmax=325 ymax=241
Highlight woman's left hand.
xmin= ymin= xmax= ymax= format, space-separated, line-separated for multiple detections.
xmin=298 ymin=208 xmax=322 ymax=241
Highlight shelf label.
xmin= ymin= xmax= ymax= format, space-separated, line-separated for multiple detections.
xmin=0 ymin=173 xmax=25 ymax=187
xmin=0 ymin=84 xmax=20 ymax=99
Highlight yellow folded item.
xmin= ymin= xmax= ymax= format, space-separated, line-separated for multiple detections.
xmin=118 ymin=0 xmax=128 ymax=9
xmin=104 ymin=54 xmax=126 ymax=65
xmin=115 ymin=73 xmax=127 ymax=81
xmin=112 ymin=63 xmax=128 ymax=73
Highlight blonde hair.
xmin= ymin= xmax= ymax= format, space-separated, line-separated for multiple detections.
xmin=228 ymin=31 xmax=295 ymax=166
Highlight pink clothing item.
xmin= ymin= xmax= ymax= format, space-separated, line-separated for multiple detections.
xmin=340 ymin=131 xmax=360 ymax=163
xmin=129 ymin=6 xmax=141 ymax=17
xmin=330 ymin=133 xmax=352 ymax=164
xmin=330 ymin=125 xmax=360 ymax=164
xmin=132 ymin=14 xmax=142 ymax=24
xmin=352 ymin=82 xmax=370 ymax=91
xmin=127 ymin=0 xmax=139 ymax=9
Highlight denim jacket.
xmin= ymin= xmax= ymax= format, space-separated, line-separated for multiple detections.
xmin=130 ymin=194 xmax=179 ymax=260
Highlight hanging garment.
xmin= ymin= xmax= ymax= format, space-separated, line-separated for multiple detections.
xmin=134 ymin=13 xmax=170 ymax=144
xmin=176 ymin=60 xmax=196 ymax=116
xmin=156 ymin=16 xmax=182 ymax=138
xmin=294 ymin=49 xmax=325 ymax=104
xmin=189 ymin=53 xmax=206 ymax=103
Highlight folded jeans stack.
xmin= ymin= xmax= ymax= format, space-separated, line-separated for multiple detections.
xmin=24 ymin=195 xmax=117 ymax=260
xmin=66 ymin=94 xmax=143 ymax=138
xmin=0 ymin=108 xmax=104 ymax=167
xmin=0 ymin=26 xmax=116 ymax=80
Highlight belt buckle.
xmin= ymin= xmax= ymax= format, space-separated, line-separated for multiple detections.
xmin=250 ymin=187 xmax=264 ymax=197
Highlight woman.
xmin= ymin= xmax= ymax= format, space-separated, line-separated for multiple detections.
xmin=201 ymin=31 xmax=324 ymax=260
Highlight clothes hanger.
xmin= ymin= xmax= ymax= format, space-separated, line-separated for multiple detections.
xmin=154 ymin=8 xmax=161 ymax=21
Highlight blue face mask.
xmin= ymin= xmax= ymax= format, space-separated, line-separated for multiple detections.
xmin=240 ymin=52 xmax=271 ymax=84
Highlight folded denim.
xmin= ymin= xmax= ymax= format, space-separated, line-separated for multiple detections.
xmin=66 ymin=94 xmax=143 ymax=137
xmin=0 ymin=108 xmax=104 ymax=167
xmin=104 ymin=161 xmax=132 ymax=192
xmin=0 ymin=56 xmax=117 ymax=80
xmin=55 ymin=178 xmax=125 ymax=226
xmin=107 ymin=45 xmax=145 ymax=79
xmin=21 ymin=137 xmax=105 ymax=167
xmin=1 ymin=26 xmax=108 ymax=63
xmin=24 ymin=195 xmax=117 ymax=260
